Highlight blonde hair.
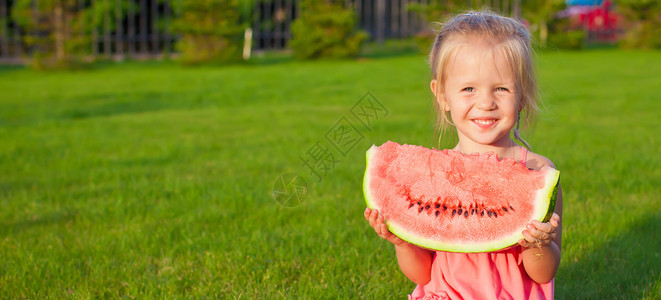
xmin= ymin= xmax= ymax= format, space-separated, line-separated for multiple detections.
xmin=429 ymin=10 xmax=538 ymax=149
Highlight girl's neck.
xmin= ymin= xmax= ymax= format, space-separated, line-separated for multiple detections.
xmin=453 ymin=139 xmax=520 ymax=160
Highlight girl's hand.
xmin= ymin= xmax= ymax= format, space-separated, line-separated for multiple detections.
xmin=518 ymin=213 xmax=560 ymax=249
xmin=364 ymin=207 xmax=407 ymax=246
xmin=365 ymin=207 xmax=434 ymax=285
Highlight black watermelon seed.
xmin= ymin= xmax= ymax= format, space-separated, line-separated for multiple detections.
xmin=510 ymin=205 xmax=515 ymax=211
xmin=425 ymin=204 xmax=430 ymax=210
xmin=419 ymin=207 xmax=424 ymax=213
xmin=409 ymin=203 xmax=415 ymax=209
xmin=457 ymin=208 xmax=463 ymax=215
xmin=435 ymin=204 xmax=440 ymax=209
xmin=464 ymin=211 xmax=468 ymax=218
xmin=487 ymin=211 xmax=493 ymax=217
xmin=443 ymin=205 xmax=448 ymax=210
xmin=417 ymin=201 xmax=422 ymax=206
xmin=481 ymin=210 xmax=485 ymax=216
xmin=502 ymin=206 xmax=508 ymax=212
xmin=435 ymin=211 xmax=440 ymax=217
xmin=493 ymin=212 xmax=498 ymax=218
xmin=452 ymin=209 xmax=456 ymax=217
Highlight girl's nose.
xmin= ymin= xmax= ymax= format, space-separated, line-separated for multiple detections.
xmin=476 ymin=94 xmax=497 ymax=110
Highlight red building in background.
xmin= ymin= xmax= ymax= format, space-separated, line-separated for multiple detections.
xmin=557 ymin=0 xmax=620 ymax=43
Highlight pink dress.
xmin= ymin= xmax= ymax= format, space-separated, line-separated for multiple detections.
xmin=409 ymin=148 xmax=554 ymax=300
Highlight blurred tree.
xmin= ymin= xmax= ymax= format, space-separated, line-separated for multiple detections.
xmin=521 ymin=0 xmax=566 ymax=48
xmin=407 ymin=0 xmax=467 ymax=53
xmin=11 ymin=0 xmax=130 ymax=69
xmin=289 ymin=0 xmax=368 ymax=59
xmin=407 ymin=0 xmax=466 ymax=22
xmin=170 ymin=0 xmax=244 ymax=64
xmin=617 ymin=0 xmax=661 ymax=49
xmin=547 ymin=16 xmax=586 ymax=50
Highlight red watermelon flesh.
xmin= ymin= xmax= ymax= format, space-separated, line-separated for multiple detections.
xmin=363 ymin=141 xmax=559 ymax=253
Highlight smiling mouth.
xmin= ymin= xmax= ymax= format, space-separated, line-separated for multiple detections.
xmin=471 ymin=119 xmax=497 ymax=128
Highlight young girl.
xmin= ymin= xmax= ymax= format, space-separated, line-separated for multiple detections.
xmin=364 ymin=11 xmax=563 ymax=299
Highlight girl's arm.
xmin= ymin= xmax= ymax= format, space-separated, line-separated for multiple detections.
xmin=519 ymin=184 xmax=563 ymax=283
xmin=365 ymin=208 xmax=434 ymax=285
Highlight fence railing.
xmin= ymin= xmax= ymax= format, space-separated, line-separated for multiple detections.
xmin=0 ymin=0 xmax=522 ymax=64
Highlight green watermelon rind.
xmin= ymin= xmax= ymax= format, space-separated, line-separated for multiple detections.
xmin=363 ymin=145 xmax=560 ymax=253
xmin=542 ymin=182 xmax=559 ymax=223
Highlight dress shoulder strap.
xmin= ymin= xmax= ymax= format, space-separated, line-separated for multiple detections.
xmin=520 ymin=147 xmax=528 ymax=167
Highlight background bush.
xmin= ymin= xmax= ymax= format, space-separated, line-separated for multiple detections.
xmin=170 ymin=0 xmax=244 ymax=64
xmin=406 ymin=0 xmax=464 ymax=53
xmin=617 ymin=0 xmax=661 ymax=49
xmin=407 ymin=0 xmax=570 ymax=51
xmin=289 ymin=0 xmax=368 ymax=59
xmin=10 ymin=0 xmax=130 ymax=69
xmin=547 ymin=16 xmax=585 ymax=50
xmin=548 ymin=29 xmax=585 ymax=50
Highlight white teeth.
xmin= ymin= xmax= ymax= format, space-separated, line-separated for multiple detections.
xmin=473 ymin=119 xmax=495 ymax=125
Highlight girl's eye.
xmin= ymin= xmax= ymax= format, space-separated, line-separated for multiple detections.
xmin=463 ymin=87 xmax=475 ymax=92
xmin=496 ymin=87 xmax=510 ymax=92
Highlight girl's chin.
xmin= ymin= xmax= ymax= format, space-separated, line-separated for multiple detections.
xmin=457 ymin=135 xmax=514 ymax=149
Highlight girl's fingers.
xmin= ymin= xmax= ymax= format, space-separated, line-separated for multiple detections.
xmin=367 ymin=209 xmax=379 ymax=225
xmin=518 ymin=238 xmax=533 ymax=248
xmin=529 ymin=224 xmax=556 ymax=244
xmin=365 ymin=207 xmax=406 ymax=245
xmin=379 ymin=223 xmax=389 ymax=238
xmin=534 ymin=213 xmax=560 ymax=229
xmin=522 ymin=229 xmax=537 ymax=244
xmin=522 ymin=229 xmax=546 ymax=247
xmin=521 ymin=213 xmax=561 ymax=249
xmin=378 ymin=216 xmax=389 ymax=236
xmin=531 ymin=220 xmax=555 ymax=233
xmin=525 ymin=230 xmax=552 ymax=248
xmin=381 ymin=223 xmax=406 ymax=245
xmin=365 ymin=208 xmax=386 ymax=234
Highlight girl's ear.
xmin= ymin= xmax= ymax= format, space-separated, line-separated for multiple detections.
xmin=430 ymin=79 xmax=438 ymax=98
xmin=430 ymin=79 xmax=450 ymax=112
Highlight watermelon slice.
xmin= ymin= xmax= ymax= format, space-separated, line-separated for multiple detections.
xmin=363 ymin=141 xmax=559 ymax=253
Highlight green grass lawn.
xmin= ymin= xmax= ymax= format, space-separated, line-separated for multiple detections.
xmin=1 ymin=49 xmax=659 ymax=298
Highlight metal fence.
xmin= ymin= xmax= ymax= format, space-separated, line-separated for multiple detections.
xmin=0 ymin=0 xmax=521 ymax=64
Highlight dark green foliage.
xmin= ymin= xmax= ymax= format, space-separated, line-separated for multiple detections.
xmin=520 ymin=0 xmax=567 ymax=49
xmin=10 ymin=0 xmax=130 ymax=69
xmin=11 ymin=0 xmax=86 ymax=69
xmin=407 ymin=0 xmax=466 ymax=53
xmin=170 ymin=0 xmax=244 ymax=65
xmin=406 ymin=0 xmax=465 ymax=22
xmin=547 ymin=29 xmax=585 ymax=50
xmin=408 ymin=0 xmax=568 ymax=51
xmin=289 ymin=0 xmax=368 ymax=59
xmin=547 ymin=16 xmax=585 ymax=50
xmin=617 ymin=0 xmax=661 ymax=49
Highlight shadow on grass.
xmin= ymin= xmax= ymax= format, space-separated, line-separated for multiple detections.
xmin=360 ymin=45 xmax=422 ymax=60
xmin=246 ymin=40 xmax=423 ymax=65
xmin=558 ymin=212 xmax=660 ymax=298
xmin=58 ymin=92 xmax=172 ymax=120
xmin=0 ymin=210 xmax=78 ymax=235
xmin=0 ymin=64 xmax=26 ymax=75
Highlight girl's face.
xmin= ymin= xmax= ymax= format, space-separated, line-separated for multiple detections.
xmin=432 ymin=40 xmax=519 ymax=153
